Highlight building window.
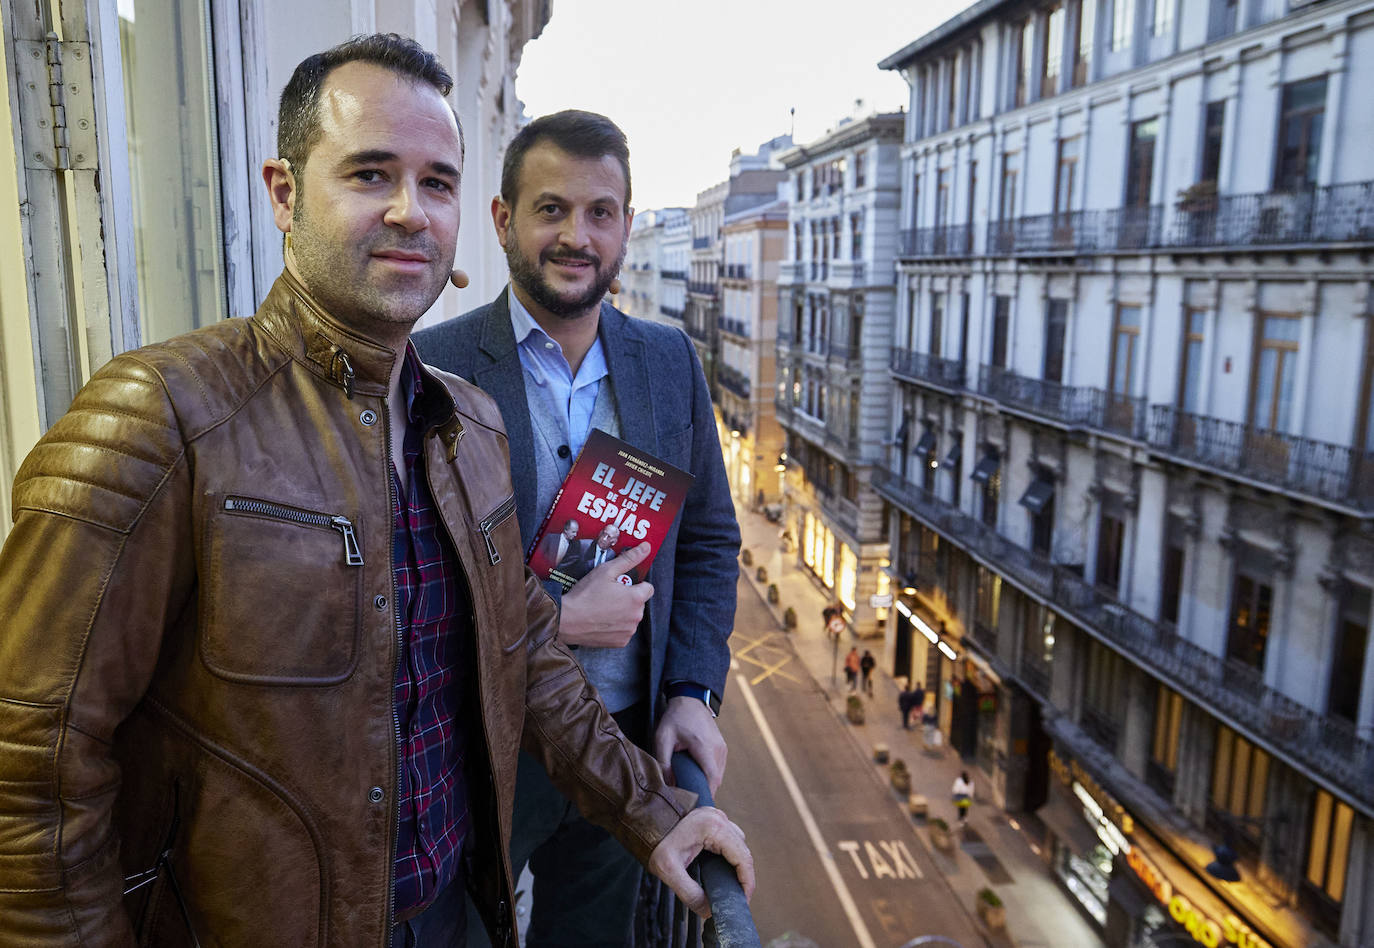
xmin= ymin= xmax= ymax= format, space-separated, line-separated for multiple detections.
xmin=1014 ymin=19 xmax=1032 ymax=107
xmin=1095 ymin=510 xmax=1125 ymax=593
xmin=1022 ymin=474 xmax=1055 ymax=556
xmin=1111 ymin=0 xmax=1134 ymax=51
xmin=1201 ymin=101 xmax=1225 ymax=186
xmin=1249 ymin=313 xmax=1300 ymax=432
xmin=1073 ymin=0 xmax=1096 ymax=87
xmin=991 ymin=296 xmax=1011 ymax=369
xmin=1043 ymin=5 xmax=1064 ymax=96
xmin=1160 ymin=537 xmax=1185 ymax=625
xmin=1055 ymin=137 xmax=1080 ymax=218
xmin=1152 ymin=0 xmax=1172 ymax=36
xmin=947 ymin=57 xmax=958 ymax=130
xmin=1125 ymin=118 xmax=1158 ymax=208
xmin=1110 ymin=305 xmax=1141 ymax=397
xmin=854 ymin=150 xmax=867 ymax=188
xmin=1178 ymin=307 xmax=1206 ymax=413
xmin=1328 ymin=583 xmax=1369 ymax=723
xmin=1044 ymin=299 xmax=1068 ymax=384
xmin=831 ymin=217 xmax=841 ymax=258
xmin=911 ymin=173 xmax=922 ymax=229
xmin=1148 ymin=683 xmax=1183 ymax=796
xmin=1000 ymin=152 xmax=1020 ymax=222
xmin=935 ymin=168 xmax=952 ymax=229
xmin=1209 ymin=725 xmax=1269 ymax=861
xmin=1304 ymin=790 xmax=1353 ymax=917
xmin=795 ymin=172 xmax=805 ymax=202
xmin=973 ymin=450 xmax=1001 ymax=527
xmin=850 ymin=212 xmax=864 ymax=260
xmin=930 ymin=293 xmax=944 ymax=358
xmin=1226 ymin=570 xmax=1273 ymax=671
xmin=1082 ymin=642 xmax=1126 ymax=751
xmin=1274 ymin=76 xmax=1326 ymax=191
xmin=945 ymin=434 xmax=963 ymax=507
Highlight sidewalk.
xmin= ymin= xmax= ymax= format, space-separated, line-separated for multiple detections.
xmin=734 ymin=500 xmax=1104 ymax=948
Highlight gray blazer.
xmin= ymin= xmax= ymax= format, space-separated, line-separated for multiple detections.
xmin=414 ymin=291 xmax=740 ymax=715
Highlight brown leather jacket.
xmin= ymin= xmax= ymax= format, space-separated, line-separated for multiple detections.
xmin=0 ymin=273 xmax=692 ymax=946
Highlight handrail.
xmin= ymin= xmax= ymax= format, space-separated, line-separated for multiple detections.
xmin=635 ymin=752 xmax=760 ymax=948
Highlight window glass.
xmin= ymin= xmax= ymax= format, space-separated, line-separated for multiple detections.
xmin=1112 ymin=0 xmax=1134 ymax=50
xmin=119 ymin=0 xmax=228 ymax=342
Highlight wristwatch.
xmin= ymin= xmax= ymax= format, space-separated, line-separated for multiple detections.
xmin=664 ymin=680 xmax=721 ymax=717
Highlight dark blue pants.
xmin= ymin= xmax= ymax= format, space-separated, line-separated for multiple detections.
xmin=392 ymin=875 xmax=467 ymax=948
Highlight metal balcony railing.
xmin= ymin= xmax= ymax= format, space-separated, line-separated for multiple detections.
xmin=688 ymin=281 xmax=717 ymax=297
xmin=634 ymin=752 xmax=760 ymax=948
xmin=899 ymin=223 xmax=974 ymax=257
xmin=869 ymin=467 xmax=1374 ymax=814
xmin=985 ymin=206 xmax=1162 ymax=255
xmin=723 ymin=263 xmax=751 ymax=280
xmin=808 ymin=260 xmax=829 ymax=281
xmin=891 ymin=348 xmax=966 ymax=390
xmin=659 ymin=305 xmax=684 ymax=320
xmin=717 ymin=317 xmax=749 ymax=338
xmin=827 ymin=341 xmax=860 ymax=363
xmin=691 ymin=236 xmax=711 ymax=249
xmin=660 ymin=269 xmax=687 ymax=281
xmin=685 ymin=322 xmax=711 ymax=343
xmin=1163 ymin=181 xmax=1374 ymax=249
xmin=717 ymin=366 xmax=751 ymax=398
xmin=978 ymin=365 xmax=1145 ymax=439
xmin=1147 ymin=405 xmax=1374 ymax=510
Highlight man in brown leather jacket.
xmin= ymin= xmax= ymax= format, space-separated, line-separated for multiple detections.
xmin=0 ymin=34 xmax=751 ymax=947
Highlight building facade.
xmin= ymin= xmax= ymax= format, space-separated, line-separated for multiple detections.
xmin=877 ymin=0 xmax=1374 ymax=945
xmin=775 ymin=113 xmax=905 ymax=640
xmin=0 ymin=0 xmax=551 ymax=542
xmin=719 ymin=197 xmax=788 ymax=510
xmin=623 ymin=207 xmax=683 ymax=322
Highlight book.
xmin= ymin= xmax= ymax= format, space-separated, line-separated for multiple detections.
xmin=526 ymin=428 xmax=694 ymax=592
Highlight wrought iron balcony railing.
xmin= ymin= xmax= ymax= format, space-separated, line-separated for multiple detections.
xmin=808 ymin=260 xmax=829 ymax=281
xmin=869 ymin=467 xmax=1374 ymax=814
xmin=891 ymin=348 xmax=966 ymax=391
xmin=691 ymin=236 xmax=710 ymax=249
xmin=826 ymin=341 xmax=860 ymax=364
xmin=723 ymin=263 xmax=751 ymax=280
xmin=659 ymin=269 xmax=687 ymax=281
xmin=659 ymin=305 xmax=684 ymax=320
xmin=1147 ymin=405 xmax=1374 ymax=511
xmin=899 ymin=223 xmax=974 ymax=257
xmin=717 ymin=365 xmax=751 ymax=399
xmin=684 ymin=322 xmax=711 ymax=343
xmin=687 ymin=281 xmax=717 ymax=296
xmin=717 ymin=317 xmax=749 ymax=338
xmin=985 ymin=206 xmax=1162 ymax=255
xmin=1163 ymin=181 xmax=1374 ymax=249
xmin=978 ymin=365 xmax=1145 ymax=439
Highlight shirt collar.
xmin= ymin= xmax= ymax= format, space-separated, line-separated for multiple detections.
xmin=399 ymin=344 xmax=427 ymax=426
xmin=507 ymin=285 xmax=609 ymax=387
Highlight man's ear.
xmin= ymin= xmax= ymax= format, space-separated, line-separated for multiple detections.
xmin=624 ymin=205 xmax=635 ymax=238
xmin=491 ymin=195 xmax=512 ymax=249
xmin=263 ymin=158 xmax=297 ymax=234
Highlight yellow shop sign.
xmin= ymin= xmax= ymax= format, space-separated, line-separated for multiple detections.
xmin=1127 ymin=846 xmax=1273 ymax=948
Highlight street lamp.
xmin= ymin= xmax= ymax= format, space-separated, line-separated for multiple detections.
xmin=1204 ymin=813 xmax=1286 ymax=884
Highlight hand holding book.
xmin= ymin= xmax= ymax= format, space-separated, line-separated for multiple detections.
xmin=557 ymin=542 xmax=655 ymax=648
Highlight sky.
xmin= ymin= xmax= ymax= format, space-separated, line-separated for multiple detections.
xmin=514 ymin=0 xmax=970 ymax=211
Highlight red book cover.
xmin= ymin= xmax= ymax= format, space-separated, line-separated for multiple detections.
xmin=526 ymin=428 xmax=694 ymax=591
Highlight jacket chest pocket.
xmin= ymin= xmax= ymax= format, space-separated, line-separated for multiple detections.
xmin=471 ymin=493 xmax=529 ymax=654
xmin=199 ymin=494 xmax=363 ymax=685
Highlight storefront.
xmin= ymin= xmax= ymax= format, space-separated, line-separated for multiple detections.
xmin=1037 ymin=748 xmax=1282 ymax=948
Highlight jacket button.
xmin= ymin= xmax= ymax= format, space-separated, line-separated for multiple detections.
xmin=360 ymin=409 xmax=378 ymax=426
xmin=374 ymin=594 xmax=388 ymax=610
xmin=368 ymin=786 xmax=385 ymax=804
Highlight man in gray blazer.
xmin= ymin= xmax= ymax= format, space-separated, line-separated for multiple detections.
xmin=414 ymin=110 xmax=740 ymax=947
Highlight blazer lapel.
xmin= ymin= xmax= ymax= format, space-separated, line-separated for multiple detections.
xmin=598 ymin=304 xmax=656 ymax=453
xmin=473 ymin=290 xmax=541 ymax=544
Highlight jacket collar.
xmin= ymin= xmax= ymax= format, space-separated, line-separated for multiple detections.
xmin=254 ymin=270 xmax=402 ymax=399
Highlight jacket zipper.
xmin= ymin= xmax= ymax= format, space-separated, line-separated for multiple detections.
xmin=222 ymin=496 xmax=363 ymax=566
xmin=478 ymin=495 xmax=517 ymax=565
xmin=383 ymin=410 xmax=402 ymax=942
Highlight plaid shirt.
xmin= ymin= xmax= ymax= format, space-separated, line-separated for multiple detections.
xmin=392 ymin=347 xmax=472 ymax=916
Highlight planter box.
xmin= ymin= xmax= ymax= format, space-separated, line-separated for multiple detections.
xmin=977 ymin=899 xmax=1006 ymax=931
xmin=890 ymin=771 xmax=911 ymax=794
xmin=872 ymin=743 xmax=890 ymax=764
xmin=930 ymin=823 xmax=954 ymax=851
xmin=907 ymin=794 xmax=928 ymax=820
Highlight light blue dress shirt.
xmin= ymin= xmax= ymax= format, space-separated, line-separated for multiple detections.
xmin=507 ymin=288 xmax=608 ymax=458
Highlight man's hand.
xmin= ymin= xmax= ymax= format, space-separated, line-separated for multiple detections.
xmin=558 ymin=542 xmax=654 ymax=647
xmin=654 ymin=696 xmax=727 ymax=794
xmin=646 ymin=807 xmax=754 ymax=919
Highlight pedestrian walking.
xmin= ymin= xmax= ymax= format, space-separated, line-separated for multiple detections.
xmin=897 ymin=687 xmax=914 ymax=729
xmin=912 ymin=681 xmax=926 ymax=721
xmin=844 ymin=647 xmax=861 ymax=692
xmin=859 ymin=650 xmax=876 ymax=696
xmin=952 ymin=771 xmax=975 ymax=823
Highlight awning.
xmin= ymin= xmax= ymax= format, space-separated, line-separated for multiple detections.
xmin=1037 ymin=785 xmax=1105 ymax=857
xmin=970 ymin=452 xmax=1000 ymax=483
xmin=913 ymin=429 xmax=936 ymax=455
xmin=1020 ymin=477 xmax=1054 ymax=513
xmin=943 ymin=442 xmax=962 ymax=467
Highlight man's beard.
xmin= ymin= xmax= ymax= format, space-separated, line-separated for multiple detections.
xmin=506 ymin=227 xmax=625 ymax=318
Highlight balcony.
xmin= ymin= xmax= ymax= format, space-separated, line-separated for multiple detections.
xmin=724 ymin=263 xmax=751 ymax=280
xmin=779 ymin=261 xmax=804 ymax=284
xmin=684 ymin=322 xmax=711 ymax=343
xmin=1163 ymin=181 xmax=1374 ymax=250
xmin=830 ymin=260 xmax=866 ymax=286
xmin=808 ymin=260 xmax=829 ymax=281
xmin=826 ymin=340 xmax=860 ymax=365
xmin=986 ymin=206 xmax=1162 ymax=256
xmin=870 ymin=467 xmax=1374 ymax=814
xmin=658 ymin=304 xmax=683 ymax=320
xmin=899 ymin=223 xmax=974 ymax=258
xmin=718 ymin=316 xmax=749 ymax=338
xmin=659 ymin=269 xmax=686 ymax=281
xmin=688 ymin=281 xmax=717 ymax=297
xmin=1147 ymin=405 xmax=1374 ymax=512
xmin=718 ymin=365 xmax=751 ymax=399
xmin=978 ymin=365 xmax=1145 ymax=440
xmin=692 ymin=236 xmax=710 ymax=249
xmin=891 ymin=348 xmax=966 ymax=392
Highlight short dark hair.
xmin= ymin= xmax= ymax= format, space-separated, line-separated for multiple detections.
xmin=277 ymin=34 xmax=461 ymax=176
xmin=501 ymin=110 xmax=631 ymax=210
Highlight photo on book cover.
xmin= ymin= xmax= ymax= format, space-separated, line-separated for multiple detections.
xmin=526 ymin=428 xmax=694 ymax=592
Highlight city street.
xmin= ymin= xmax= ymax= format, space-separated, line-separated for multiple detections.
xmin=716 ymin=572 xmax=987 ymax=948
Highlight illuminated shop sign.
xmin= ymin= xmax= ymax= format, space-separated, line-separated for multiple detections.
xmin=1127 ymin=846 xmax=1274 ymax=948
xmin=1049 ymin=750 xmax=1134 ymax=837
